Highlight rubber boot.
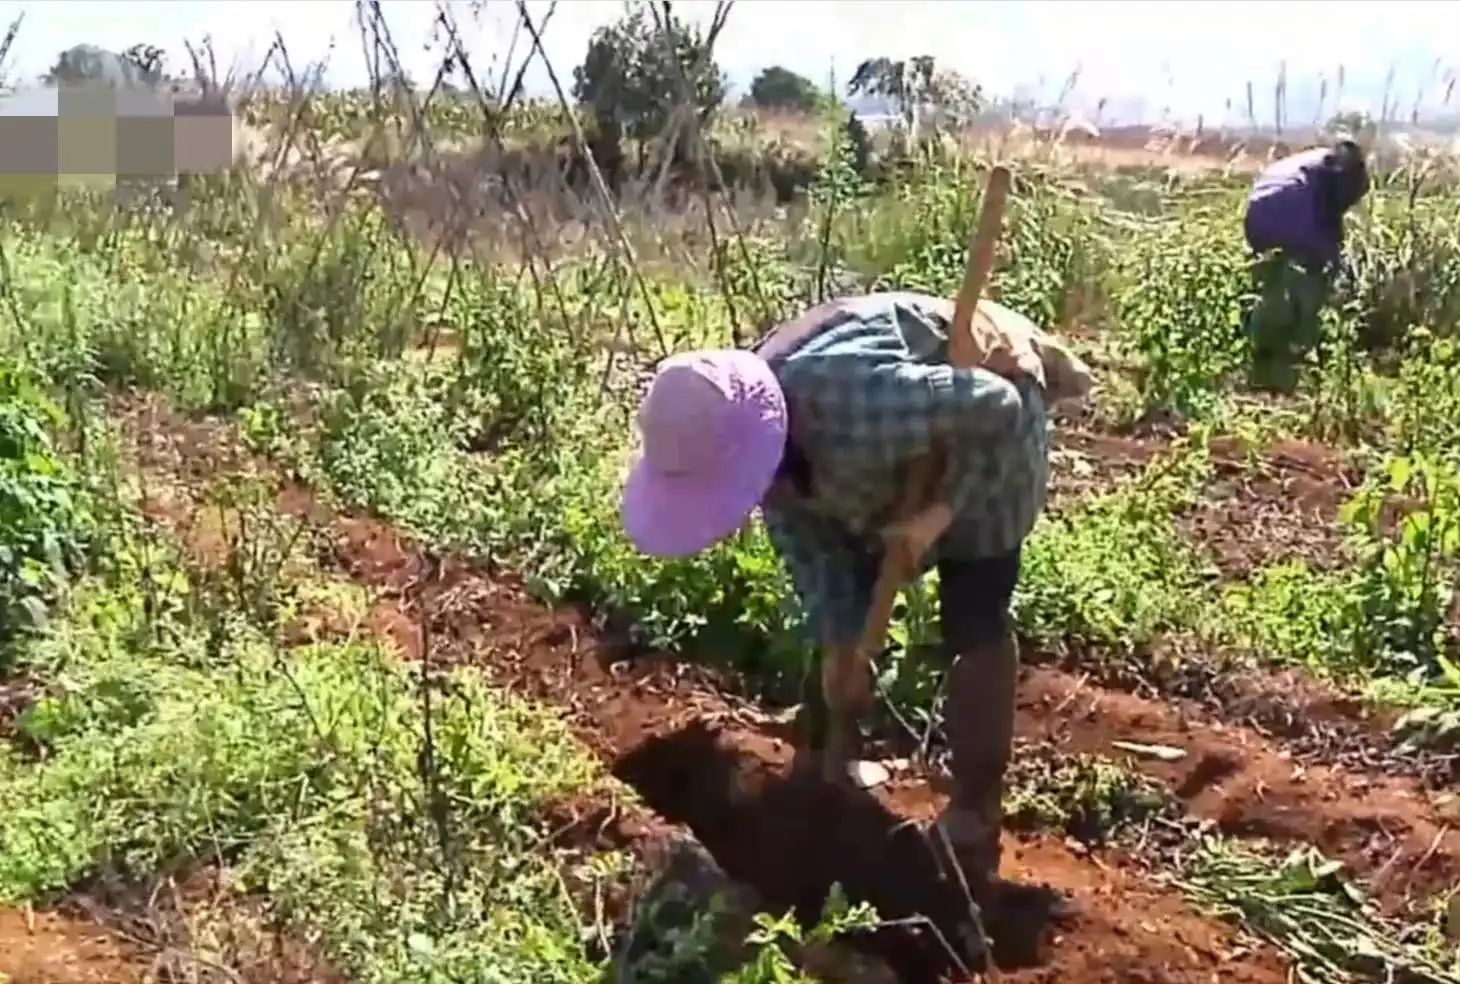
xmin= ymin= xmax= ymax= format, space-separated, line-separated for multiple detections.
xmin=934 ymin=628 xmax=1072 ymax=954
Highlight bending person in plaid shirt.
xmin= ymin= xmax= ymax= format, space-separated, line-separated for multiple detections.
xmin=620 ymin=291 xmax=1088 ymax=948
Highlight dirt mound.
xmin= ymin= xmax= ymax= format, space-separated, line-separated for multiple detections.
xmin=1018 ymin=664 xmax=1460 ymax=914
xmin=1031 ymin=637 xmax=1435 ymax=785
xmin=1051 ymin=429 xmax=1361 ymax=577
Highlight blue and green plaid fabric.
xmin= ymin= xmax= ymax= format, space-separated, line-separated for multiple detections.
xmin=759 ymin=294 xmax=1050 ymax=646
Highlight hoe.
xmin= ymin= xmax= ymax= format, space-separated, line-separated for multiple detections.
xmin=821 ymin=163 xmax=1015 ymax=785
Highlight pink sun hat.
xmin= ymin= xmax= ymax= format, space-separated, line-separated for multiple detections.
xmin=621 ymin=349 xmax=788 ymax=557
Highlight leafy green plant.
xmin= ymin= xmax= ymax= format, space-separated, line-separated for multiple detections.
xmin=1226 ymin=453 xmax=1460 ymax=684
xmin=1344 ymin=188 xmax=1460 ymax=353
xmin=1109 ymin=200 xmax=1250 ymax=416
xmin=1018 ymin=435 xmax=1216 ymax=646
xmin=1005 ymin=751 xmax=1173 ymax=846
xmin=1386 ymin=328 xmax=1460 ymax=456
xmin=0 ymin=362 xmax=91 ymax=659
xmin=1 ymin=541 xmax=617 ymax=983
xmin=726 ymin=889 xmax=878 ymax=984
xmin=1338 ymin=453 xmax=1460 ymax=675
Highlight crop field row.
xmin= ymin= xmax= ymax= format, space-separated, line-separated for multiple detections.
xmin=6 ymin=24 xmax=1460 ymax=984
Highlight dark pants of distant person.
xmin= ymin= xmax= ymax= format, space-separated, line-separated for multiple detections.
xmin=1242 ymin=251 xmax=1333 ymax=393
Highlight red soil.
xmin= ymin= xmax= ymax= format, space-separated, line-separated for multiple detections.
xmin=1052 ymin=430 xmax=1363 ymax=578
xmin=110 ymin=396 xmax=1455 ymax=982
xmin=0 ymin=908 xmax=143 ymax=984
xmin=280 ymin=490 xmax=1294 ymax=983
xmin=1017 ymin=664 xmax=1460 ymax=915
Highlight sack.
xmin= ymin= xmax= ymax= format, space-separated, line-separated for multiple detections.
xmin=754 ymin=292 xmax=1096 ymax=408
xmin=886 ymin=293 xmax=1096 ymax=407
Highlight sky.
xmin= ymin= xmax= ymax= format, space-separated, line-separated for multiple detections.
xmin=3 ymin=0 xmax=1460 ymax=126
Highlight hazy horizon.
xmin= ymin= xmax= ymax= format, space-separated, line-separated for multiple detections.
xmin=5 ymin=1 xmax=1458 ymax=129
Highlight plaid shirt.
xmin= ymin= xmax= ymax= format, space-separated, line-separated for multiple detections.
xmin=759 ymin=294 xmax=1050 ymax=646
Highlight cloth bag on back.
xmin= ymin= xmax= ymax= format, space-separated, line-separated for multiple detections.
xmin=756 ymin=292 xmax=1095 ymax=408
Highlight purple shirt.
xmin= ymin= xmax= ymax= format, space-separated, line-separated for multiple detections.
xmin=1244 ymin=147 xmax=1368 ymax=269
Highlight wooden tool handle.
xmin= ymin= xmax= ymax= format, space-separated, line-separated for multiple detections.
xmin=950 ymin=165 xmax=1014 ymax=364
xmin=820 ymin=166 xmax=1014 ymax=783
xmin=853 ymin=456 xmax=941 ymax=683
xmin=856 ymin=165 xmax=1013 ymax=661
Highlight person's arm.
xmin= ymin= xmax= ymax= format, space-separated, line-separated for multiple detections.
xmin=1311 ymin=206 xmax=1344 ymax=269
xmin=761 ymin=503 xmax=873 ymax=648
xmin=1309 ymin=147 xmax=1369 ymax=267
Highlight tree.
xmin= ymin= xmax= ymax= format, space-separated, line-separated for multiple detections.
xmin=743 ymin=65 xmax=822 ymax=113
xmin=122 ymin=43 xmax=168 ymax=84
xmin=43 ymin=44 xmax=164 ymax=87
xmin=848 ymin=54 xmax=982 ymax=150
xmin=572 ymin=6 xmax=727 ymax=150
xmin=849 ymin=56 xmax=933 ymax=117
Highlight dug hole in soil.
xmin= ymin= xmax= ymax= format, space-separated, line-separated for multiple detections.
xmin=292 ymin=489 xmax=1291 ymax=984
xmin=613 ymin=719 xmax=1003 ymax=979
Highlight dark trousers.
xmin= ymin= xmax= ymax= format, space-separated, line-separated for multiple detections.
xmin=938 ymin=550 xmax=1022 ymax=654
xmin=1242 ymin=252 xmax=1332 ymax=393
xmin=934 ymin=549 xmax=1022 ymax=881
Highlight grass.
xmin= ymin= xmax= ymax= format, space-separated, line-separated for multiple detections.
xmin=0 ymin=458 xmax=624 ymax=981
xmin=1179 ymin=842 xmax=1460 ymax=984
xmin=6 ymin=17 xmax=1460 ymax=984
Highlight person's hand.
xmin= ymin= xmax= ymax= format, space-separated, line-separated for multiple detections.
xmin=879 ymin=502 xmax=954 ymax=582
